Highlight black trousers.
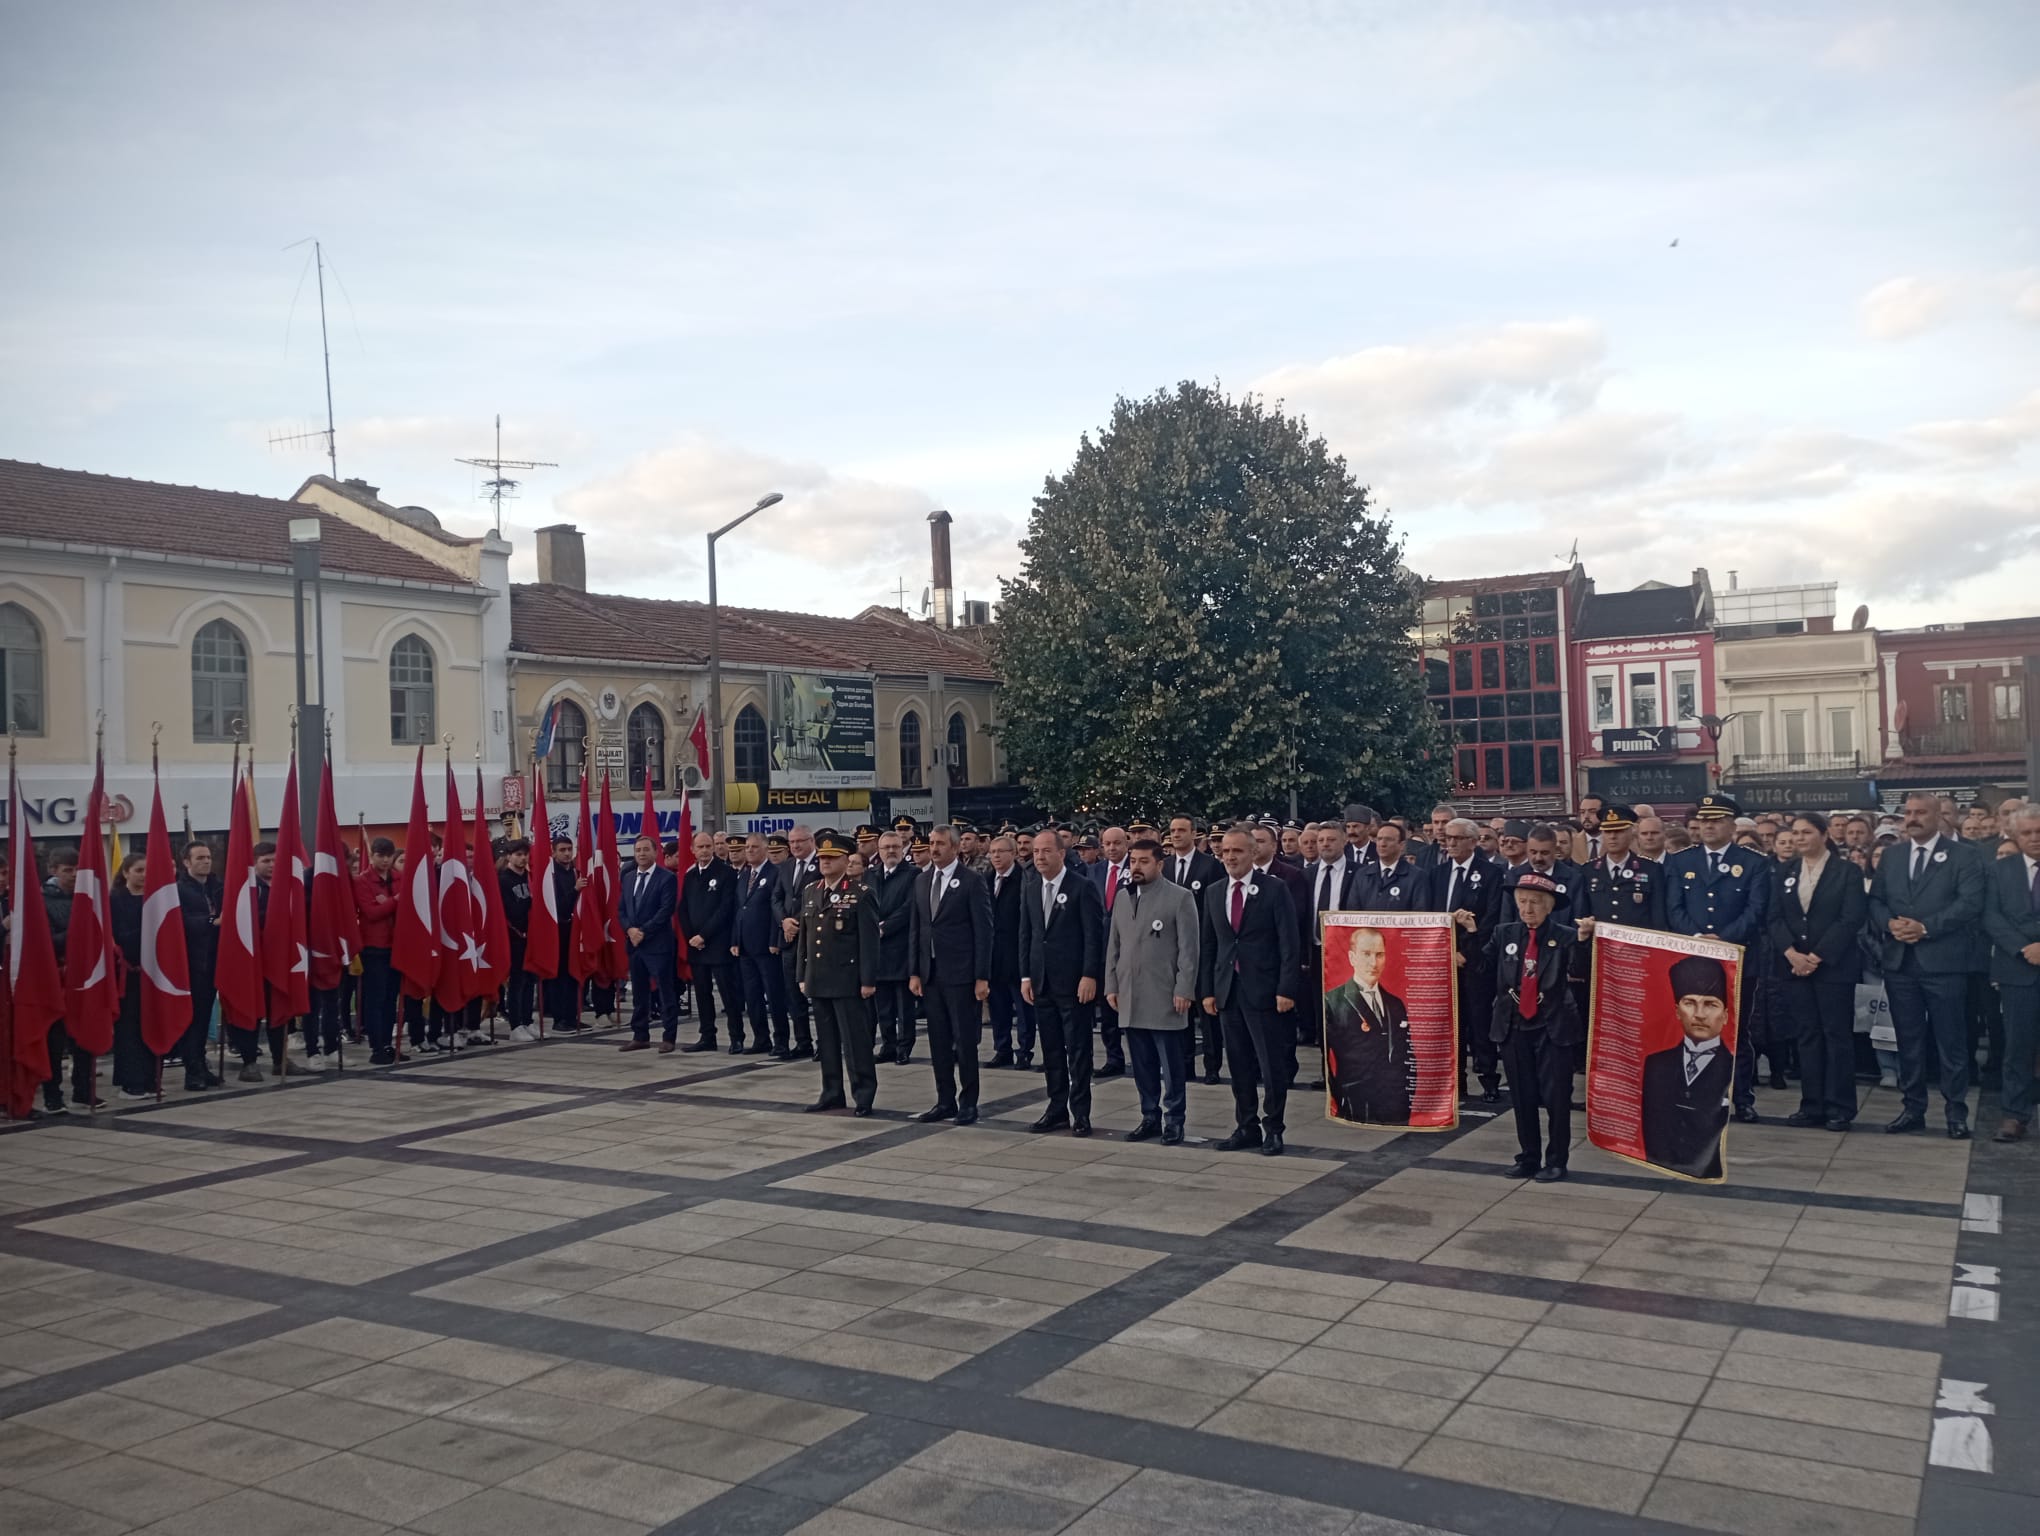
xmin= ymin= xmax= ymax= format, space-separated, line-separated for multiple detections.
xmin=987 ymin=981 xmax=1034 ymax=1060
xmin=629 ymin=949 xmax=681 ymax=1042
xmin=1886 ymin=967 xmax=1971 ymax=1122
xmin=872 ymin=980 xmax=916 ymax=1056
xmin=43 ymin=1020 xmax=94 ymax=1104
xmin=1458 ymin=967 xmax=1498 ymax=1089
xmin=690 ymin=961 xmax=741 ymax=1044
xmin=1729 ymin=967 xmax=1764 ymax=1112
xmin=1221 ymin=1002 xmax=1292 ymax=1134
xmin=1786 ymin=976 xmax=1857 ymax=1125
xmin=737 ymin=950 xmax=784 ymax=1049
xmin=404 ymin=993 xmax=444 ymax=1048
xmin=781 ymin=947 xmax=812 ymax=1045
xmin=1193 ymin=1009 xmax=1224 ymax=1076
xmin=181 ymin=973 xmax=216 ymax=1078
xmin=1096 ymin=997 xmax=1124 ymax=1066
xmin=360 ymin=949 xmax=397 ymax=1053
xmin=1502 ymin=1025 xmax=1572 ymax=1169
xmin=505 ymin=943 xmax=535 ymax=1030
xmin=813 ymin=994 xmax=877 ymax=1109
xmin=542 ymin=973 xmax=579 ymax=1028
xmin=306 ymin=986 xmax=343 ymax=1056
xmin=1035 ymin=994 xmax=1094 ymax=1119
xmin=921 ymin=973 xmax=981 ymax=1110
xmin=112 ymin=984 xmax=151 ymax=1093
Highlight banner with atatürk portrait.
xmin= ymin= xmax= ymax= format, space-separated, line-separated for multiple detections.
xmin=1587 ymin=922 xmax=1743 ymax=1183
xmin=1320 ymin=910 xmax=1458 ymax=1130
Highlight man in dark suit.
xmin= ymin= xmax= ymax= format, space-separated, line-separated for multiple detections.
xmin=908 ymin=823 xmax=994 ymax=1124
xmin=1523 ymin=824 xmax=1580 ymax=923
xmin=1425 ymin=817 xmax=1503 ymax=1101
xmin=983 ymin=833 xmax=1033 ymax=1069
xmin=1985 ymin=805 xmax=2040 ymax=1142
xmin=1870 ymin=792 xmax=1987 ymax=1137
xmin=1084 ymin=826 xmax=1132 ymax=1076
xmin=1350 ymin=822 xmax=1423 ymax=912
xmin=865 ymin=829 xmax=918 ymax=1063
xmin=1640 ymin=954 xmax=1736 ymax=1180
xmin=1020 ymin=827 xmax=1106 ymax=1133
xmin=774 ymin=824 xmax=819 ymax=1058
xmin=1341 ymin=803 xmax=1383 ymax=888
xmin=1165 ymin=814 xmax=1226 ymax=1079
xmin=1488 ymin=868 xmax=1583 ymax=1181
xmin=678 ymin=835 xmax=742 ymax=1054
xmin=1322 ymin=925 xmax=1414 ymax=1124
xmin=1199 ymin=829 xmax=1300 ymax=1155
xmin=1297 ymin=826 xmax=1357 ymax=1082
xmin=1665 ymin=794 xmax=1772 ymax=1124
xmin=1770 ymin=811 xmax=1868 ymax=1131
xmin=732 ymin=833 xmax=790 ymax=1057
xmin=616 ymin=835 xmax=681 ymax=1052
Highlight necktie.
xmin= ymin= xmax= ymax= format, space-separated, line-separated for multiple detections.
xmin=1229 ymin=880 xmax=1244 ymax=933
xmin=1316 ymin=864 xmax=1333 ymax=916
xmin=1446 ymin=864 xmax=1461 ymax=912
xmin=1518 ymin=925 xmax=1539 ymax=1019
xmin=1043 ymin=879 xmax=1055 ymax=924
xmin=1177 ymin=856 xmax=1188 ymax=884
xmin=1708 ymin=850 xmax=1720 ymax=875
xmin=1131 ymin=883 xmax=1141 ymax=916
xmin=1685 ymin=1049 xmax=1702 ymax=1087
xmin=1105 ymin=866 xmax=1118 ymax=913
xmin=2029 ymin=861 xmax=2039 ymax=913
xmin=932 ymin=870 xmax=945 ymax=916
xmin=1912 ymin=844 xmax=1926 ymax=882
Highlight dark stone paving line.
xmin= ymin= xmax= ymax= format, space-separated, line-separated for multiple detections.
xmin=1422 ymin=1153 xmax=1964 ymax=1218
xmin=648 ymin=1417 xmax=950 ymax=1536
xmin=0 ymin=1149 xmax=328 ymax=1231
xmin=0 ymin=1305 xmax=307 ymax=1419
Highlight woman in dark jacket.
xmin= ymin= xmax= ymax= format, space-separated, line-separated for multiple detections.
xmin=110 ymin=853 xmax=153 ymax=1099
xmin=1770 ymin=812 xmax=1868 ymax=1131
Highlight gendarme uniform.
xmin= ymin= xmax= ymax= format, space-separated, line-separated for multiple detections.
xmin=798 ymin=828 xmax=882 ymax=1115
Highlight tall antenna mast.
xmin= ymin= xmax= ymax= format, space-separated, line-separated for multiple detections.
xmin=271 ymin=237 xmax=339 ymax=478
xmin=456 ymin=415 xmax=558 ymax=533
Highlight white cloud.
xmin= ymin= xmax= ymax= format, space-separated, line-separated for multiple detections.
xmin=2017 ymin=280 xmax=2040 ymax=324
xmin=1860 ymin=276 xmax=1955 ymax=340
xmin=1903 ymin=390 xmax=2040 ymax=462
xmin=1821 ymin=18 xmax=1901 ymax=73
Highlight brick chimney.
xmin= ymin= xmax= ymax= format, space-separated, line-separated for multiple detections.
xmin=928 ymin=509 xmax=954 ymax=629
xmin=535 ymin=523 xmax=587 ymax=591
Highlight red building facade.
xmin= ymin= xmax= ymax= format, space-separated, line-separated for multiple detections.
xmin=1876 ymin=618 xmax=2037 ymax=804
xmin=1569 ymin=575 xmax=1718 ymax=819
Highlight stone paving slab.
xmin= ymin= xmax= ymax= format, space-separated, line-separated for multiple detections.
xmin=137 ymin=1081 xmax=579 ymax=1143
xmin=0 ymin=1128 xmax=290 ymax=1217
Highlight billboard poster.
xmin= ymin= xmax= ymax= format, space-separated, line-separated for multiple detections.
xmin=1320 ymin=911 xmax=1459 ymax=1130
xmin=1587 ymin=922 xmax=1742 ymax=1183
xmin=769 ymin=673 xmax=877 ymax=789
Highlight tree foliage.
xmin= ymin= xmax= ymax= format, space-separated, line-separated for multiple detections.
xmin=994 ymin=381 xmax=1449 ymax=819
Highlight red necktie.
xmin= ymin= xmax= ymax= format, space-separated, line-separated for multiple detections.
xmin=1105 ymin=866 xmax=1118 ymax=913
xmin=1229 ymin=880 xmax=1244 ymax=933
xmin=1518 ymin=925 xmax=1539 ymax=1020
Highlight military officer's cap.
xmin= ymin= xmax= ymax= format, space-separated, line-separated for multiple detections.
xmin=766 ymin=833 xmax=790 ymax=850
xmin=1668 ymin=954 xmax=1729 ymax=1004
xmin=1693 ymin=794 xmax=1740 ymax=820
xmin=814 ymin=828 xmax=855 ymax=858
xmin=1282 ymin=819 xmax=1303 ymax=833
xmin=1504 ymin=867 xmax=1559 ymax=895
xmin=1598 ymin=804 xmax=1638 ymax=831
xmin=891 ymin=814 xmax=918 ymax=833
xmin=1077 ymin=832 xmax=1101 ymax=850
xmin=1342 ymin=803 xmax=1379 ymax=824
xmin=1500 ymin=819 xmax=1530 ymax=840
xmin=1128 ymin=818 xmax=1156 ymax=834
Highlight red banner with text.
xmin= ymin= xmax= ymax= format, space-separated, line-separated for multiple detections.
xmin=1320 ymin=911 xmax=1458 ymax=1130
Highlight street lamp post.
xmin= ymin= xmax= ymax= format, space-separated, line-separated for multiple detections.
xmin=706 ymin=492 xmax=784 ymax=831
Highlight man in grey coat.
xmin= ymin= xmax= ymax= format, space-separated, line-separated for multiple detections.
xmin=1104 ymin=836 xmax=1200 ymax=1144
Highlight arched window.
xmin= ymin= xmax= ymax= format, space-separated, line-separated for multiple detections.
xmin=627 ymin=703 xmax=666 ymax=791
xmin=191 ymin=619 xmax=249 ymax=743
xmin=0 ymin=602 xmax=44 ymax=737
xmin=733 ymin=704 xmax=769 ymax=787
xmin=947 ymin=711 xmax=970 ymax=789
xmin=547 ymin=700 xmax=588 ymax=793
xmin=898 ymin=710 xmax=923 ymax=790
xmin=389 ymin=636 xmax=436 ymax=744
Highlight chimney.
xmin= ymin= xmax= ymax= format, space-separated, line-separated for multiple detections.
xmin=535 ymin=523 xmax=587 ymax=591
xmin=927 ymin=509 xmax=954 ymax=629
xmin=342 ymin=477 xmax=381 ymax=501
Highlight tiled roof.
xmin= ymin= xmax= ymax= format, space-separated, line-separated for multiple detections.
xmin=1576 ymin=584 xmax=1702 ymax=640
xmin=510 ymin=584 xmax=999 ymax=681
xmin=0 ymin=459 xmax=473 ymax=586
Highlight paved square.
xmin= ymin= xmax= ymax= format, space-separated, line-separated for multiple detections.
xmin=0 ymin=1127 xmax=288 ymax=1216
xmin=139 ymin=1079 xmax=578 ymax=1141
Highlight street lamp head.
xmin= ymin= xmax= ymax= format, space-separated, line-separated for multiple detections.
xmin=287 ymin=516 xmax=323 ymax=544
xmin=754 ymin=492 xmax=784 ymax=512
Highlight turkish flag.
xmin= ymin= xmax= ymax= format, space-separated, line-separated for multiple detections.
xmin=471 ymin=766 xmax=510 ymax=996
xmin=392 ymin=748 xmax=438 ymax=1001
xmin=260 ymin=756 xmax=310 ymax=1026
xmin=140 ymin=774 xmax=194 ymax=1056
xmin=309 ymin=757 xmax=361 ymax=991
xmin=523 ymin=768 xmax=559 ymax=982
xmin=6 ymin=770 xmax=66 ymax=1118
xmin=688 ymin=705 xmax=711 ymax=780
xmin=670 ymin=794 xmax=695 ymax=985
xmin=63 ymin=749 xmax=119 ymax=1056
xmin=594 ymin=770 xmax=629 ymax=981
xmin=434 ymin=760 xmax=484 ymax=1010
xmin=216 ymin=761 xmax=264 ymax=1030
xmin=569 ymin=771 xmax=600 ymax=983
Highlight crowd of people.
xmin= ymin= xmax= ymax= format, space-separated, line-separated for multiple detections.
xmin=9 ymin=791 xmax=2038 ymax=1179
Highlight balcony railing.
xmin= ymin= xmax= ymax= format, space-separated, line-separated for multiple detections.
xmin=1725 ymin=753 xmax=1863 ymax=778
xmin=1906 ymin=718 xmax=2027 ymax=756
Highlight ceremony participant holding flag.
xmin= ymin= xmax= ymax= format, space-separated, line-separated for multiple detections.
xmin=309 ymin=752 xmax=362 ymax=1066
xmin=58 ymin=743 xmax=119 ymax=1110
xmin=435 ymin=757 xmax=486 ymax=1018
xmin=134 ymin=744 xmax=192 ymax=1099
xmin=215 ymin=757 xmax=267 ymax=1080
xmin=264 ymin=752 xmax=313 ymax=1069
xmin=471 ymin=762 xmax=512 ymax=1037
xmin=392 ymin=748 xmax=441 ymax=1052
xmin=6 ymin=746 xmax=65 ymax=1120
xmin=522 ymin=767 xmax=565 ymax=1034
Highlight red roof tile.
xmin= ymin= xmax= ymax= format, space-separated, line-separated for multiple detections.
xmin=0 ymin=459 xmax=471 ymax=586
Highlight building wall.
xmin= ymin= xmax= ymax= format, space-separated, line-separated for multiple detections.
xmin=1416 ymin=575 xmax=1576 ymax=804
xmin=1569 ymin=632 xmax=1717 ymax=813
xmin=1715 ymin=629 xmax=1879 ymax=770
xmin=1878 ymin=627 xmax=2037 ymax=763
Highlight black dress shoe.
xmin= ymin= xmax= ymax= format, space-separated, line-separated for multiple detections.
xmin=1095 ymin=1061 xmax=1125 ymax=1079
xmin=805 ymin=1099 xmax=846 ymax=1114
xmin=617 ymin=1040 xmax=652 ymax=1053
xmin=1947 ymin=1122 xmax=1972 ymax=1140
xmin=1481 ymin=1088 xmax=1501 ymax=1105
xmin=1202 ymin=1071 xmax=1222 ymax=1086
xmin=1505 ymin=1160 xmax=1539 ymax=1180
xmin=955 ymin=1107 xmax=978 ymax=1126
xmin=769 ymin=1048 xmax=796 ymax=1062
xmin=1824 ymin=1118 xmax=1851 ymax=1132
xmin=1215 ymin=1127 xmax=1263 ymax=1151
xmin=1125 ymin=1118 xmax=1161 ymax=1142
xmin=1029 ymin=1110 xmax=1071 ymax=1134
xmin=987 ymin=1053 xmax=1015 ymax=1069
xmin=1885 ymin=1113 xmax=1926 ymax=1134
xmin=853 ymin=1104 xmax=873 ymax=1118
xmin=1732 ymin=1106 xmax=1761 ymax=1124
xmin=1071 ymin=1118 xmax=1092 ymax=1138
xmin=1260 ymin=1132 xmax=1285 ymax=1156
xmin=1769 ymin=1071 xmax=1790 ymax=1091
xmin=1785 ymin=1111 xmax=1824 ymax=1128
xmin=1533 ymin=1165 xmax=1567 ymax=1183
xmin=1160 ymin=1122 xmax=1184 ymax=1145
xmin=681 ymin=1038 xmax=716 ymax=1053
xmin=744 ymin=1042 xmax=770 ymax=1055
xmin=916 ymin=1103 xmax=956 ymax=1124
xmin=1016 ymin=1055 xmax=1033 ymax=1070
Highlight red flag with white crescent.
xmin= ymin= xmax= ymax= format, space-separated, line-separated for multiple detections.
xmin=435 ymin=759 xmax=484 ymax=1010
xmin=309 ymin=756 xmax=361 ymax=991
xmin=139 ymin=773 xmax=193 ymax=1056
xmin=392 ymin=748 xmax=438 ymax=999
xmin=216 ymin=760 xmax=263 ymax=1029
xmin=595 ymin=770 xmax=629 ymax=981
xmin=471 ymin=765 xmax=510 ymax=995
xmin=569 ymin=771 xmax=599 ymax=982
xmin=7 ymin=770 xmax=66 ymax=1117
xmin=670 ymin=792 xmax=695 ymax=985
xmin=523 ymin=768 xmax=559 ymax=982
xmin=63 ymin=749 xmax=119 ymax=1055
xmin=260 ymin=754 xmax=310 ymax=1025
xmin=688 ymin=705 xmax=711 ymax=780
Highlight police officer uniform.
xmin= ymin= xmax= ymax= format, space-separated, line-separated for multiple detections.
xmin=1664 ymin=793 xmax=1770 ymax=1122
xmin=798 ymin=829 xmax=881 ymax=1115
xmin=1570 ymin=804 xmax=1667 ymax=1087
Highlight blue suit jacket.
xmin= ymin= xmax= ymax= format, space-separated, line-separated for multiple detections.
xmin=733 ymin=861 xmax=781 ymax=958
xmin=618 ymin=864 xmax=678 ymax=958
xmin=1665 ymin=845 xmax=1771 ymax=948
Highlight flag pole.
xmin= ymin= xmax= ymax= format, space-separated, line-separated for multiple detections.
xmin=85 ymin=713 xmax=105 ymax=1112
xmin=327 ymin=715 xmax=344 ymax=1075
xmin=533 ymin=738 xmax=545 ymax=1042
xmin=477 ymin=740 xmax=495 ymax=1046
xmin=220 ymin=718 xmax=242 ymax=1085
xmin=151 ymin=722 xmax=166 ymax=1104
xmin=4 ymin=728 xmax=16 ymax=1120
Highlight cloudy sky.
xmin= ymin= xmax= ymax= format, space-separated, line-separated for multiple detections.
xmin=2 ymin=2 xmax=2035 ymax=623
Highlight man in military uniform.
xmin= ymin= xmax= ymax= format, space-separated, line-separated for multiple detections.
xmin=798 ymin=829 xmax=880 ymax=1116
xmin=1572 ymin=804 xmax=1667 ymax=1098
xmin=1665 ymin=793 xmax=1770 ymax=1124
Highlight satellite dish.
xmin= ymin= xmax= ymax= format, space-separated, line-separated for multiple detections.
xmin=1850 ymin=605 xmax=1869 ymax=630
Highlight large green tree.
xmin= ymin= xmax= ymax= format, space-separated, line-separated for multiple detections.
xmin=995 ymin=381 xmax=1447 ymax=818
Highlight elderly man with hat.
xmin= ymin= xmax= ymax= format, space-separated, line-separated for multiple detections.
xmin=1641 ymin=954 xmax=1737 ymax=1179
xmin=797 ymin=829 xmax=881 ymax=1116
xmin=1487 ymin=867 xmax=1584 ymax=1181
xmin=1666 ymin=793 xmax=1772 ymax=1123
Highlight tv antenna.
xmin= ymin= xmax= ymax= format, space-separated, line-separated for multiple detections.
xmin=1555 ymin=537 xmax=1579 ymax=568
xmin=456 ymin=415 xmax=558 ymax=532
xmin=271 ymin=238 xmax=339 ymax=478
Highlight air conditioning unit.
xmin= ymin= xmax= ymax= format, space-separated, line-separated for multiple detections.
xmin=962 ymin=600 xmax=991 ymax=626
xmin=676 ymin=764 xmax=706 ymax=791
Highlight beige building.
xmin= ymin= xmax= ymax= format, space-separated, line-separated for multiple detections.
xmin=0 ymin=460 xmax=510 ymax=839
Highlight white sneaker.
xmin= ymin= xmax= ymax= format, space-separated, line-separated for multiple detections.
xmin=117 ymin=1087 xmax=154 ymax=1102
xmin=305 ymin=1053 xmax=334 ymax=1071
xmin=511 ymin=1025 xmax=536 ymax=1042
